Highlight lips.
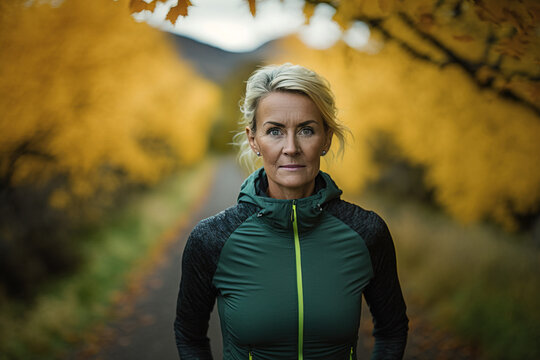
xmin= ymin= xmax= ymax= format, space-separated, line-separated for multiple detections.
xmin=279 ymin=165 xmax=305 ymax=169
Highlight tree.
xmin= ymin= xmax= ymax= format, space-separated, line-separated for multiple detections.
xmin=275 ymin=36 xmax=540 ymax=230
xmin=0 ymin=0 xmax=219 ymax=296
xmin=131 ymin=0 xmax=539 ymax=114
xmin=130 ymin=0 xmax=540 ymax=230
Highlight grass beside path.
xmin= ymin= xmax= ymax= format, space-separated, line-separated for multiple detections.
xmin=351 ymin=190 xmax=540 ymax=360
xmin=0 ymin=159 xmax=216 ymax=360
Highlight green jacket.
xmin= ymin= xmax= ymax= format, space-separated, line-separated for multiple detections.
xmin=175 ymin=169 xmax=408 ymax=360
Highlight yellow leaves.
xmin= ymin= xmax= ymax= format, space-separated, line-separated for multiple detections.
xmin=399 ymin=0 xmax=437 ymax=31
xmin=130 ymin=0 xmax=256 ymax=22
xmin=452 ymin=34 xmax=474 ymax=42
xmin=1 ymin=0 xmax=220 ymax=211
xmin=495 ymin=33 xmax=534 ymax=60
xmin=247 ymin=0 xmax=256 ymax=17
xmin=377 ymin=0 xmax=398 ymax=15
xmin=49 ymin=189 xmax=70 ymax=209
xmin=476 ymin=65 xmax=498 ymax=84
xmin=474 ymin=0 xmax=538 ymax=35
xmin=333 ymin=0 xmax=400 ymax=23
xmin=302 ymin=2 xmax=316 ymax=25
xmin=275 ymin=35 xmax=540 ymax=230
xmin=129 ymin=0 xmax=156 ymax=13
xmin=472 ymin=0 xmax=540 ymax=62
xmin=505 ymin=78 xmax=540 ymax=103
xmin=332 ymin=1 xmax=361 ymax=30
xmin=166 ymin=0 xmax=192 ymax=25
xmin=130 ymin=0 xmax=192 ymax=25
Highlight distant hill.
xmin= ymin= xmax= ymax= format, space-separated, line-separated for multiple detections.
xmin=168 ymin=34 xmax=279 ymax=84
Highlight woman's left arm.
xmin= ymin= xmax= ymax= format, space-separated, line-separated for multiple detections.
xmin=363 ymin=212 xmax=409 ymax=360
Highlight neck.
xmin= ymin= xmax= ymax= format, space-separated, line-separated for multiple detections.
xmin=267 ymin=181 xmax=316 ymax=200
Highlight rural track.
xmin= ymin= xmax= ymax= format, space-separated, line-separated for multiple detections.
xmin=77 ymin=156 xmax=476 ymax=360
xmin=78 ymin=156 xmax=246 ymax=360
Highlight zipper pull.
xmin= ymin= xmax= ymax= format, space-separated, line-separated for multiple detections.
xmin=291 ymin=200 xmax=296 ymax=222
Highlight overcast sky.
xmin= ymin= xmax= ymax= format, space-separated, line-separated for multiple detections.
xmin=132 ymin=0 xmax=371 ymax=53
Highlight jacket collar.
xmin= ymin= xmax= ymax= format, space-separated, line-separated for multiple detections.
xmin=237 ymin=168 xmax=342 ymax=232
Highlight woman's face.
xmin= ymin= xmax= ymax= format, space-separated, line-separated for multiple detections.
xmin=247 ymin=91 xmax=332 ymax=199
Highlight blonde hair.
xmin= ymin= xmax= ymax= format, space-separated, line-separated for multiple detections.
xmin=233 ymin=63 xmax=349 ymax=171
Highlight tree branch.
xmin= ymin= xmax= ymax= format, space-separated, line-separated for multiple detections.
xmin=313 ymin=0 xmax=540 ymax=116
xmin=366 ymin=18 xmax=445 ymax=65
xmin=0 ymin=139 xmax=55 ymax=191
xmin=396 ymin=12 xmax=540 ymax=116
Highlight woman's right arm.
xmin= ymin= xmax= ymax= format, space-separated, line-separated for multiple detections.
xmin=174 ymin=204 xmax=257 ymax=359
xmin=174 ymin=230 xmax=217 ymax=359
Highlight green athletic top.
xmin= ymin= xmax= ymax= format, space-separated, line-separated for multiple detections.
xmin=174 ymin=169 xmax=408 ymax=360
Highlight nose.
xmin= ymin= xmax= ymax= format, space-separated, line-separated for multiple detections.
xmin=283 ymin=132 xmax=300 ymax=156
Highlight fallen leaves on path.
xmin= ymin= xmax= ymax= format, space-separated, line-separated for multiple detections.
xmin=359 ymin=302 xmax=481 ymax=359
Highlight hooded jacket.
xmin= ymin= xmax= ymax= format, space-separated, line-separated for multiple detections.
xmin=175 ymin=169 xmax=408 ymax=360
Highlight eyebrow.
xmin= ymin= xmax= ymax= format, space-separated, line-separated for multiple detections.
xmin=262 ymin=120 xmax=318 ymax=127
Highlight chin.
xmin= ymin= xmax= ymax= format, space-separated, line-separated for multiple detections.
xmin=278 ymin=177 xmax=312 ymax=189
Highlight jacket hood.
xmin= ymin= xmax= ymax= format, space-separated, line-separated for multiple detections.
xmin=237 ymin=168 xmax=342 ymax=232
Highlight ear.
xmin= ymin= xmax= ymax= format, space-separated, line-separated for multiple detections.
xmin=323 ymin=129 xmax=334 ymax=154
xmin=246 ymin=126 xmax=259 ymax=155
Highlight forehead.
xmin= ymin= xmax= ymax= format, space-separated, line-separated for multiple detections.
xmin=256 ymin=92 xmax=322 ymax=125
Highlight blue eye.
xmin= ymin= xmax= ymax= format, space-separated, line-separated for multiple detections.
xmin=267 ymin=128 xmax=282 ymax=136
xmin=299 ymin=127 xmax=314 ymax=136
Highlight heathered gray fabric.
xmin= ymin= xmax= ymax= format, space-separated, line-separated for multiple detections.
xmin=325 ymin=199 xmax=409 ymax=359
xmin=175 ymin=202 xmax=258 ymax=359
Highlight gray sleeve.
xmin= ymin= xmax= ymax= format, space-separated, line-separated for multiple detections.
xmin=174 ymin=203 xmax=257 ymax=359
xmin=362 ymin=212 xmax=408 ymax=360
xmin=174 ymin=227 xmax=217 ymax=359
xmin=325 ymin=200 xmax=408 ymax=359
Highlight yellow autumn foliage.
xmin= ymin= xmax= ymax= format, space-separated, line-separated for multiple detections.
xmin=0 ymin=0 xmax=219 ymax=207
xmin=275 ymin=36 xmax=540 ymax=229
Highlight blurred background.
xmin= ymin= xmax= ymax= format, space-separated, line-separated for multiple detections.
xmin=1 ymin=0 xmax=539 ymax=359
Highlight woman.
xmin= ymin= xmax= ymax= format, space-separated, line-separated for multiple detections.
xmin=174 ymin=64 xmax=408 ymax=360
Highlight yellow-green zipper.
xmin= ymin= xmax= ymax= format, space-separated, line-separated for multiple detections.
xmin=249 ymin=351 xmax=252 ymax=360
xmin=292 ymin=202 xmax=304 ymax=360
xmin=350 ymin=346 xmax=354 ymax=360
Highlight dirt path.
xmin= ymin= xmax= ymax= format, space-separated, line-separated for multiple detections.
xmin=76 ymin=156 xmax=477 ymax=360
xmin=75 ymin=157 xmax=244 ymax=360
